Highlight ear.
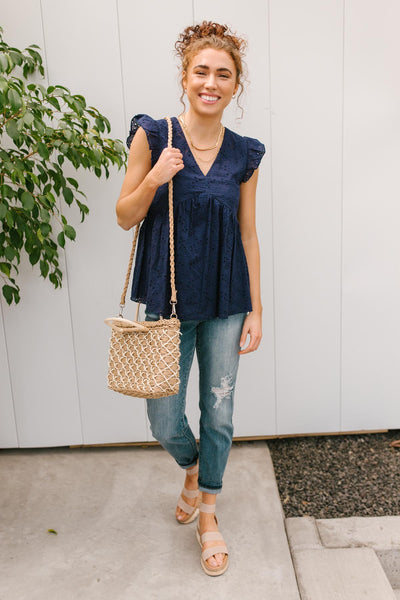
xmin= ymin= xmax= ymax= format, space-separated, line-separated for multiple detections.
xmin=181 ymin=71 xmax=187 ymax=91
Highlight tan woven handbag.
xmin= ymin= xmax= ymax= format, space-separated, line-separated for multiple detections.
xmin=105 ymin=117 xmax=181 ymax=399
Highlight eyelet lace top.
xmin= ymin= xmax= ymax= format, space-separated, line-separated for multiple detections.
xmin=126 ymin=114 xmax=265 ymax=321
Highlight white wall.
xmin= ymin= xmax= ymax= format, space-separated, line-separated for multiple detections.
xmin=1 ymin=0 xmax=399 ymax=448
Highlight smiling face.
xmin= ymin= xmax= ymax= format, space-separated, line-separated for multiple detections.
xmin=182 ymin=47 xmax=239 ymax=118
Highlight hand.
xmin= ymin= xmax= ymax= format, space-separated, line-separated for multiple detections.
xmin=149 ymin=147 xmax=184 ymax=187
xmin=238 ymin=311 xmax=262 ymax=355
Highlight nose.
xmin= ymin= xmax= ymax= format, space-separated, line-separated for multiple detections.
xmin=205 ymin=73 xmax=217 ymax=89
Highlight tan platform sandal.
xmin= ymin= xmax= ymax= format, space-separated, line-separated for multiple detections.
xmin=196 ymin=501 xmax=229 ymax=576
xmin=176 ymin=464 xmax=201 ymax=524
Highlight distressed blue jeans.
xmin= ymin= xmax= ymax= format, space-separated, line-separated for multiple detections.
xmin=145 ymin=311 xmax=247 ymax=494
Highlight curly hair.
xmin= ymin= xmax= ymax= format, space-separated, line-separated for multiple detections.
xmin=175 ymin=21 xmax=247 ymax=113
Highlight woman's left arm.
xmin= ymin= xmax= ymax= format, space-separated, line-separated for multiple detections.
xmin=237 ymin=169 xmax=262 ymax=355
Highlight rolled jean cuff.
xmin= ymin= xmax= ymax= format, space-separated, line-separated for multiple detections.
xmin=198 ymin=484 xmax=222 ymax=495
xmin=181 ymin=462 xmax=198 ymax=470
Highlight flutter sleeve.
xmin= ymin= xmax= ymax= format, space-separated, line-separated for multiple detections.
xmin=126 ymin=114 xmax=160 ymax=164
xmin=241 ymin=137 xmax=266 ymax=183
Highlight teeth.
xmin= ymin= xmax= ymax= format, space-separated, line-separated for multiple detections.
xmin=201 ymin=94 xmax=218 ymax=102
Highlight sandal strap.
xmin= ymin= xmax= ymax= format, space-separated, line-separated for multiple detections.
xmin=186 ymin=464 xmax=198 ymax=476
xmin=202 ymin=545 xmax=228 ymax=562
xmin=177 ymin=496 xmax=197 ymax=515
xmin=199 ymin=502 xmax=215 ymax=514
xmin=182 ymin=486 xmax=199 ymax=499
xmin=200 ymin=531 xmax=224 ymax=543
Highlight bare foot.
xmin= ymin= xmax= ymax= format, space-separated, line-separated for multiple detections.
xmin=198 ymin=493 xmax=227 ymax=569
xmin=198 ymin=512 xmax=226 ymax=568
xmin=176 ymin=467 xmax=199 ymax=522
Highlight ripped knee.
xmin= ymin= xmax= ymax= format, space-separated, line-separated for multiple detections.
xmin=210 ymin=374 xmax=235 ymax=409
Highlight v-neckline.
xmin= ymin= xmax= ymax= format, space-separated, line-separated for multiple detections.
xmin=174 ymin=116 xmax=226 ymax=178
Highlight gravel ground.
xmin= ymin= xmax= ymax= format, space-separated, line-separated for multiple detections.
xmin=266 ymin=429 xmax=400 ymax=519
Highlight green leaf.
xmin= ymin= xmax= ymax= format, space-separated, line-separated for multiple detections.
xmin=37 ymin=142 xmax=49 ymax=160
xmin=76 ymin=200 xmax=89 ymax=222
xmin=49 ymin=272 xmax=60 ymax=287
xmin=4 ymin=246 xmax=15 ymax=261
xmin=52 ymin=87 xmax=67 ymax=97
xmin=63 ymin=224 xmax=76 ymax=241
xmin=21 ymin=191 xmax=35 ymax=211
xmin=8 ymin=88 xmax=23 ymax=110
xmin=47 ymin=96 xmax=60 ymax=111
xmin=9 ymin=228 xmax=22 ymax=248
xmin=57 ymin=231 xmax=65 ymax=248
xmin=45 ymin=191 xmax=56 ymax=207
xmin=6 ymin=119 xmax=19 ymax=140
xmin=66 ymin=177 xmax=79 ymax=189
xmin=63 ymin=187 xmax=73 ymax=205
xmin=5 ymin=211 xmax=13 ymax=228
xmin=0 ymin=204 xmax=7 ymax=219
xmin=0 ymin=262 xmax=11 ymax=277
xmin=1 ymin=184 xmax=14 ymax=199
xmin=40 ymin=208 xmax=51 ymax=223
xmin=40 ymin=260 xmax=49 ymax=278
xmin=9 ymin=50 xmax=22 ymax=66
xmin=2 ymin=285 xmax=14 ymax=304
xmin=23 ymin=111 xmax=34 ymax=126
xmin=0 ymin=54 xmax=8 ymax=72
xmin=16 ymin=117 xmax=25 ymax=132
xmin=29 ymin=247 xmax=41 ymax=265
xmin=39 ymin=222 xmax=51 ymax=237
xmin=33 ymin=118 xmax=45 ymax=135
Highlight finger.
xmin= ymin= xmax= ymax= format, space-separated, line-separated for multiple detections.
xmin=169 ymin=148 xmax=182 ymax=156
xmin=239 ymin=334 xmax=261 ymax=354
xmin=239 ymin=327 xmax=249 ymax=348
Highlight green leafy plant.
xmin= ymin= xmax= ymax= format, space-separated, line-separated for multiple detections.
xmin=0 ymin=27 xmax=127 ymax=304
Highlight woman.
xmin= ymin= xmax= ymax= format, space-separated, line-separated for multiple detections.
xmin=116 ymin=22 xmax=265 ymax=576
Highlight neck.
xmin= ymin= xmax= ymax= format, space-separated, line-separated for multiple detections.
xmin=183 ymin=109 xmax=222 ymax=139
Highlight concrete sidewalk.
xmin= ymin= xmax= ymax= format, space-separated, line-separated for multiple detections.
xmin=1 ymin=441 xmax=399 ymax=599
xmin=0 ymin=442 xmax=298 ymax=600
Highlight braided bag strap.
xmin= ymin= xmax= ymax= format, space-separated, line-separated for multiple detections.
xmin=119 ymin=116 xmax=177 ymax=317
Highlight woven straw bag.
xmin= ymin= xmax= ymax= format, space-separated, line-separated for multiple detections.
xmin=105 ymin=117 xmax=181 ymax=399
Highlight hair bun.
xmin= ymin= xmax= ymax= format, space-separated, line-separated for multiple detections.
xmin=175 ymin=21 xmax=246 ymax=58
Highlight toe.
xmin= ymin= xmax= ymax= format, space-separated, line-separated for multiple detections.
xmin=176 ymin=507 xmax=187 ymax=521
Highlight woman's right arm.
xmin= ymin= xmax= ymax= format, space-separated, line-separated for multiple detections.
xmin=116 ymin=127 xmax=184 ymax=230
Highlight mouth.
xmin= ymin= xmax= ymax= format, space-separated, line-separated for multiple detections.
xmin=199 ymin=94 xmax=220 ymax=104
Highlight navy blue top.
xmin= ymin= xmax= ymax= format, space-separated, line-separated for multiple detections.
xmin=126 ymin=114 xmax=265 ymax=321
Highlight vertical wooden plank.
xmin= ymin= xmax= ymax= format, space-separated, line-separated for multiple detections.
xmin=269 ymin=0 xmax=343 ymax=434
xmin=0 ymin=0 xmax=83 ymax=447
xmin=192 ymin=0 xmax=274 ymax=436
xmin=40 ymin=0 xmax=148 ymax=444
xmin=0 ymin=0 xmax=43 ymax=48
xmin=342 ymin=0 xmax=400 ymax=430
xmin=0 ymin=305 xmax=18 ymax=448
xmin=118 ymin=0 xmax=194 ymax=123
xmin=118 ymin=0 xmax=195 ymax=440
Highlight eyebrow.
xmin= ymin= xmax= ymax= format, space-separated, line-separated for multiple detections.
xmin=193 ymin=64 xmax=233 ymax=75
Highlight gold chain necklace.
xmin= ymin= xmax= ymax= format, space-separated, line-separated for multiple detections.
xmin=191 ymin=152 xmax=214 ymax=163
xmin=179 ymin=114 xmax=224 ymax=151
